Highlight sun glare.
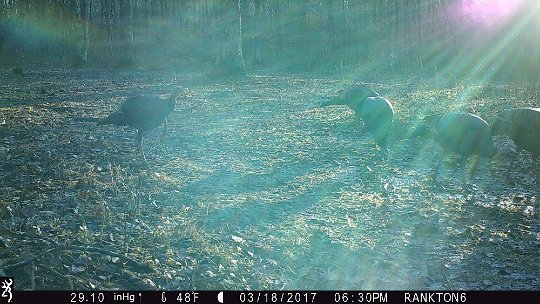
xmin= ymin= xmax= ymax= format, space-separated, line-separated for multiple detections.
xmin=460 ymin=0 xmax=529 ymax=27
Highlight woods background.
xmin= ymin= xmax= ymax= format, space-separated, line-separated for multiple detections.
xmin=1 ymin=0 xmax=539 ymax=81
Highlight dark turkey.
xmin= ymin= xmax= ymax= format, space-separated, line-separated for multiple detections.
xmin=411 ymin=112 xmax=496 ymax=186
xmin=491 ymin=107 xmax=540 ymax=188
xmin=321 ymin=85 xmax=394 ymax=157
xmin=98 ymin=89 xmax=181 ymax=162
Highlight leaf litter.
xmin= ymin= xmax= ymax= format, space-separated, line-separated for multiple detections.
xmin=1 ymin=69 xmax=539 ymax=290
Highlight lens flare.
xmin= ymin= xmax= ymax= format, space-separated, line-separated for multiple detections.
xmin=460 ymin=0 xmax=528 ymax=27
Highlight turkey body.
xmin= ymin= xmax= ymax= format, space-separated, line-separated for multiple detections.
xmin=491 ymin=108 xmax=540 ymax=157
xmin=98 ymin=90 xmax=180 ymax=162
xmin=432 ymin=112 xmax=495 ymax=159
xmin=321 ymin=85 xmax=394 ymax=157
xmin=412 ymin=112 xmax=496 ymax=186
xmin=491 ymin=107 xmax=540 ymax=187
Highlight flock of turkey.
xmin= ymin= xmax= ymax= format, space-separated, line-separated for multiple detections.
xmin=97 ymin=84 xmax=540 ymax=195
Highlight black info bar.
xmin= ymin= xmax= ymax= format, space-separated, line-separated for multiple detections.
xmin=2 ymin=290 xmax=539 ymax=304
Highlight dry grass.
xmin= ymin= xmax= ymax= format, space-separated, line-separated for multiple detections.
xmin=0 ymin=69 xmax=539 ymax=290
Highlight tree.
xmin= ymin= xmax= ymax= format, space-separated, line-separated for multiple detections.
xmin=212 ymin=0 xmax=246 ymax=78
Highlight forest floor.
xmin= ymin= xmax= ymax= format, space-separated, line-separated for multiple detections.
xmin=0 ymin=68 xmax=539 ymax=290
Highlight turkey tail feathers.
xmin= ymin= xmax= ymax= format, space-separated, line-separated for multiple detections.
xmin=97 ymin=112 xmax=127 ymax=126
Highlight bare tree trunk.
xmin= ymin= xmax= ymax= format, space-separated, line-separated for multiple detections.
xmin=72 ymin=0 xmax=89 ymax=68
xmin=214 ymin=0 xmax=246 ymax=78
xmin=83 ymin=0 xmax=89 ymax=63
xmin=237 ymin=0 xmax=246 ymax=75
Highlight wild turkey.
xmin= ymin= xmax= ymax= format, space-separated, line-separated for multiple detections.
xmin=98 ymin=89 xmax=181 ymax=162
xmin=320 ymin=85 xmax=394 ymax=157
xmin=411 ymin=112 xmax=496 ymax=187
xmin=491 ymin=107 xmax=540 ymax=188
